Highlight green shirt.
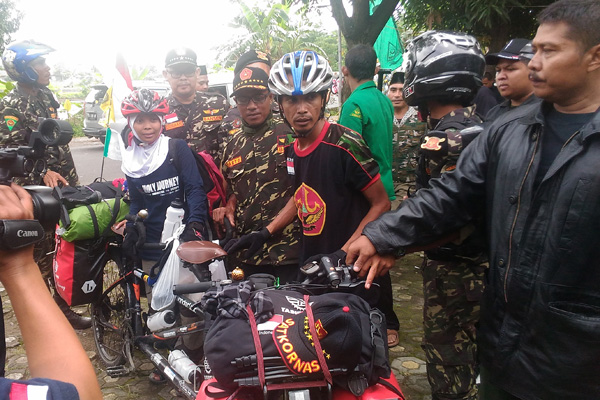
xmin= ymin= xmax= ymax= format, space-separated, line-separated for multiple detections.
xmin=339 ymin=81 xmax=395 ymax=200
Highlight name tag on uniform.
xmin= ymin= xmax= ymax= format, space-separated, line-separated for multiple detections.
xmin=165 ymin=121 xmax=184 ymax=130
xmin=287 ymin=157 xmax=295 ymax=175
xmin=226 ymin=156 xmax=242 ymax=168
xmin=203 ymin=115 xmax=223 ymax=122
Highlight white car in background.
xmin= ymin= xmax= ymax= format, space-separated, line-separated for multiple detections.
xmin=83 ymin=81 xmax=170 ymax=143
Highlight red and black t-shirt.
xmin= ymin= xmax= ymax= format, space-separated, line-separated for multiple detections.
xmin=287 ymin=122 xmax=380 ymax=263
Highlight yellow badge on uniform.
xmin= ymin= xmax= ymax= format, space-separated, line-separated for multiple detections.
xmin=4 ymin=115 xmax=18 ymax=131
xmin=203 ymin=108 xmax=222 ymax=115
xmin=225 ymin=156 xmax=242 ymax=168
xmin=277 ymin=135 xmax=287 ymax=154
xmin=350 ymin=107 xmax=362 ymax=119
xmin=421 ymin=136 xmax=445 ymax=151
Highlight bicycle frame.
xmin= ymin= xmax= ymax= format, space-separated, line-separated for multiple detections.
xmin=93 ymin=241 xmax=220 ymax=400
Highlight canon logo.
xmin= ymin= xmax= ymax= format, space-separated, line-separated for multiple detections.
xmin=17 ymin=230 xmax=38 ymax=238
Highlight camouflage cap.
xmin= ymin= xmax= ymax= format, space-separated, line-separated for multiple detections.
xmin=165 ymin=47 xmax=197 ymax=68
xmin=231 ymin=67 xmax=269 ymax=96
xmin=234 ymin=50 xmax=272 ymax=74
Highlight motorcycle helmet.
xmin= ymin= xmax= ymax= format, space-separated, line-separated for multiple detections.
xmin=403 ymin=31 xmax=485 ymax=107
xmin=2 ymin=40 xmax=54 ymax=84
xmin=269 ymin=50 xmax=333 ymax=96
xmin=121 ymin=88 xmax=169 ymax=117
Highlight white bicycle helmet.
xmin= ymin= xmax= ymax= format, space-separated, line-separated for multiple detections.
xmin=269 ymin=51 xmax=333 ymax=96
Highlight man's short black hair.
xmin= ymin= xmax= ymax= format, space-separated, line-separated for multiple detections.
xmin=345 ymin=44 xmax=377 ymax=81
xmin=538 ymin=0 xmax=600 ymax=51
xmin=483 ymin=72 xmax=494 ymax=81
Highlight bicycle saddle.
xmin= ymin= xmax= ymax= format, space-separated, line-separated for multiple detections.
xmin=176 ymin=240 xmax=227 ymax=264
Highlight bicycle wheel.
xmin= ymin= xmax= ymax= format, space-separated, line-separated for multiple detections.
xmin=91 ymin=257 xmax=129 ymax=367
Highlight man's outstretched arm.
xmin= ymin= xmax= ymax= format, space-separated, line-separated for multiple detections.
xmin=0 ymin=184 xmax=102 ymax=400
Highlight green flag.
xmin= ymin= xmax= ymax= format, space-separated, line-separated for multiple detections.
xmin=103 ymin=127 xmax=112 ymax=157
xmin=371 ymin=1 xmax=403 ymax=70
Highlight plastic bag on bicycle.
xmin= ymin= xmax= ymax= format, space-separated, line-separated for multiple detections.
xmin=204 ymin=285 xmax=391 ymax=395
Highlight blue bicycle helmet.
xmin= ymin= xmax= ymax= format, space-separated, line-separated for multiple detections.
xmin=2 ymin=40 xmax=54 ymax=83
xmin=269 ymin=51 xmax=333 ymax=96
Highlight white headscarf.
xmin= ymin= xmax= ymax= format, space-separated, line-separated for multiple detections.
xmin=120 ymin=114 xmax=171 ymax=179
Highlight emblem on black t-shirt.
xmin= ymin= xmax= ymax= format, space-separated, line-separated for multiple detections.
xmin=294 ymin=183 xmax=325 ymax=236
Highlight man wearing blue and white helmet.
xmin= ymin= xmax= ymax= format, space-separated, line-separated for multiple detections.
xmin=0 ymin=40 xmax=87 ymax=330
xmin=230 ymin=50 xmax=391 ymax=295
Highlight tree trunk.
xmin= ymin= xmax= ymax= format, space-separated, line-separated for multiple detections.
xmin=487 ymin=23 xmax=510 ymax=53
xmin=330 ymin=0 xmax=400 ymax=48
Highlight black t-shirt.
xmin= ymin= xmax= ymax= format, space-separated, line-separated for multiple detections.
xmin=535 ymin=108 xmax=594 ymax=187
xmin=287 ymin=122 xmax=380 ymax=263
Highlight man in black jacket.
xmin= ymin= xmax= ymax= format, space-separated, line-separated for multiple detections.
xmin=400 ymin=31 xmax=487 ymax=400
xmin=347 ymin=1 xmax=600 ymax=399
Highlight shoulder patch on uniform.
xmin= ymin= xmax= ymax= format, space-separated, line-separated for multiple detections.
xmin=4 ymin=115 xmax=18 ymax=131
xmin=225 ymin=156 xmax=242 ymax=168
xmin=421 ymin=136 xmax=445 ymax=151
xmin=350 ymin=107 xmax=362 ymax=119
xmin=277 ymin=135 xmax=287 ymax=154
xmin=165 ymin=113 xmax=178 ymax=123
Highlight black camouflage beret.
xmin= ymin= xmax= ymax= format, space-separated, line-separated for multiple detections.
xmin=234 ymin=50 xmax=272 ymax=74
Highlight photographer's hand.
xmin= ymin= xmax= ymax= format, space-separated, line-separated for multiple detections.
xmin=0 ymin=183 xmax=102 ymax=400
xmin=43 ymin=170 xmax=69 ymax=187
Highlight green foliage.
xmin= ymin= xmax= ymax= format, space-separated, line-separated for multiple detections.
xmin=0 ymin=0 xmax=22 ymax=54
xmin=0 ymin=78 xmax=14 ymax=98
xmin=218 ymin=0 xmax=341 ymax=67
xmin=400 ymin=0 xmax=553 ymax=50
xmin=218 ymin=0 xmax=291 ymax=66
xmin=68 ymin=111 xmax=84 ymax=137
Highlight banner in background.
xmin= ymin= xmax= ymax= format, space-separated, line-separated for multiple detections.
xmin=371 ymin=0 xmax=403 ymax=70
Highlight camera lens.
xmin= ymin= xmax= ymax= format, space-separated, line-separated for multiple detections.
xmin=37 ymin=119 xmax=73 ymax=146
xmin=24 ymin=185 xmax=61 ymax=231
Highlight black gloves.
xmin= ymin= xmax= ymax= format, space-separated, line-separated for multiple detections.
xmin=304 ymin=249 xmax=347 ymax=268
xmin=123 ymin=223 xmax=145 ymax=261
xmin=224 ymin=228 xmax=271 ymax=258
xmin=180 ymin=221 xmax=205 ymax=242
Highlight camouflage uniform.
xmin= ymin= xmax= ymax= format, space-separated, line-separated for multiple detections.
xmin=392 ymin=106 xmax=427 ymax=199
xmin=417 ymin=106 xmax=487 ymax=400
xmin=164 ymin=91 xmax=229 ymax=167
xmin=0 ymin=84 xmax=79 ymax=284
xmin=0 ymin=85 xmax=79 ymax=186
xmin=220 ymin=113 xmax=300 ymax=269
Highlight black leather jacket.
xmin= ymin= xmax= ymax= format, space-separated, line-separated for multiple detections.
xmin=364 ymin=101 xmax=600 ymax=399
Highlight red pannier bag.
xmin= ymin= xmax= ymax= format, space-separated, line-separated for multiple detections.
xmin=53 ymin=236 xmax=106 ymax=306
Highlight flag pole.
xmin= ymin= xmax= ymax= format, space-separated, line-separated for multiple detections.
xmin=100 ymin=84 xmax=114 ymax=181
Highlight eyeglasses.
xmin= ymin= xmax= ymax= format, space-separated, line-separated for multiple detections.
xmin=234 ymin=93 xmax=269 ymax=106
xmin=167 ymin=69 xmax=196 ymax=79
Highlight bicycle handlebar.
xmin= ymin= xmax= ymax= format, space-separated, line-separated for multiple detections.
xmin=173 ymin=281 xmax=216 ymax=295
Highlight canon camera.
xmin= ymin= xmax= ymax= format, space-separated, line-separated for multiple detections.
xmin=0 ymin=118 xmax=73 ymax=250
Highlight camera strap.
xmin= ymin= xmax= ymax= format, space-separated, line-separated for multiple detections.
xmin=0 ymin=220 xmax=45 ymax=250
